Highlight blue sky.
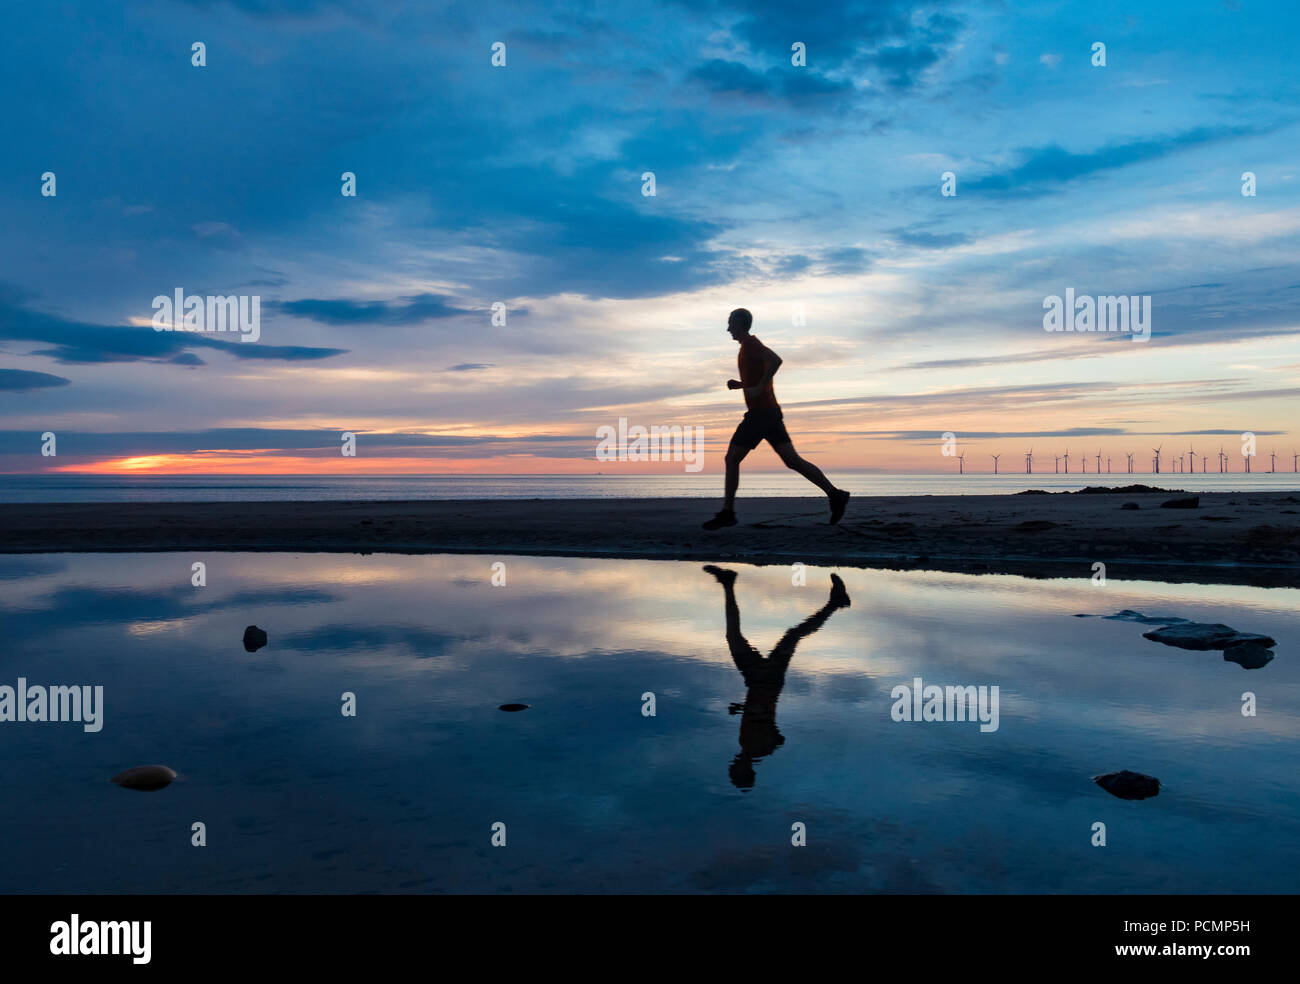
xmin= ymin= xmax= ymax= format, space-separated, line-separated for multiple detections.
xmin=1 ymin=0 xmax=1297 ymax=473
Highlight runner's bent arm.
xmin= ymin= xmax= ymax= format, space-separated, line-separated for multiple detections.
xmin=746 ymin=348 xmax=782 ymax=398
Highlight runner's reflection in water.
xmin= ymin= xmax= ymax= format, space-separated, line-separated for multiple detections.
xmin=704 ymin=565 xmax=851 ymax=790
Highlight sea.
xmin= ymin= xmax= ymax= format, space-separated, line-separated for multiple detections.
xmin=2 ymin=471 xmax=1299 ymax=502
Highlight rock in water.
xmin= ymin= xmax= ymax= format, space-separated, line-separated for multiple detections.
xmin=1094 ymin=770 xmax=1160 ymax=800
xmin=111 ymin=765 xmax=177 ymax=791
xmin=1142 ymin=622 xmax=1276 ymax=651
xmin=1103 ymin=610 xmax=1189 ymax=625
xmin=499 ymin=703 xmax=529 ymax=712
xmin=243 ymin=625 xmax=268 ymax=652
xmin=1160 ymin=495 xmax=1199 ymax=509
xmin=1224 ymin=642 xmax=1275 ymax=669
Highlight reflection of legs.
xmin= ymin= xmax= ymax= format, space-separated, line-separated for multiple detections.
xmin=705 ymin=565 xmax=766 ymax=790
xmin=768 ymin=573 xmax=851 ymax=669
xmin=704 ymin=565 xmax=761 ymax=674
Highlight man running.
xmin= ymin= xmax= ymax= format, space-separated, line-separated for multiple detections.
xmin=702 ymin=308 xmax=850 ymax=530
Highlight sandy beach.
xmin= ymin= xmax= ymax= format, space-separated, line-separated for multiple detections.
xmin=3 ymin=487 xmax=1298 ymax=586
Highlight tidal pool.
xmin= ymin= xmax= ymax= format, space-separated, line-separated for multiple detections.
xmin=1 ymin=553 xmax=1296 ymax=893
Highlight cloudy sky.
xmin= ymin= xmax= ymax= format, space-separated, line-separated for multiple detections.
xmin=1 ymin=0 xmax=1297 ymax=475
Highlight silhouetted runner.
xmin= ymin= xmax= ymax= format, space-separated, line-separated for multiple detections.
xmin=704 ymin=565 xmax=851 ymax=790
xmin=702 ymin=308 xmax=850 ymax=530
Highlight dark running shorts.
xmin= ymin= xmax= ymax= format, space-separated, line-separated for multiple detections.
xmin=730 ymin=408 xmax=791 ymax=451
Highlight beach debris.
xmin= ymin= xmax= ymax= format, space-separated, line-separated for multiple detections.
xmin=1223 ymin=642 xmax=1275 ymax=669
xmin=1121 ymin=501 xmax=1139 ymax=510
xmin=1095 ymin=770 xmax=1160 ymax=800
xmin=242 ymin=625 xmax=268 ymax=652
xmin=1142 ymin=622 xmax=1276 ymax=651
xmin=1160 ymin=495 xmax=1200 ymax=509
xmin=111 ymin=765 xmax=177 ymax=791
xmin=1013 ymin=519 xmax=1057 ymax=532
xmin=498 ymin=703 xmax=529 ymax=712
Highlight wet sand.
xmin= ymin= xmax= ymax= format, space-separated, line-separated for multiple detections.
xmin=2 ymin=490 xmax=1298 ymax=586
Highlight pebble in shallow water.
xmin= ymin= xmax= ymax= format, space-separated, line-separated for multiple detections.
xmin=111 ymin=765 xmax=177 ymax=791
xmin=1094 ymin=770 xmax=1160 ymax=800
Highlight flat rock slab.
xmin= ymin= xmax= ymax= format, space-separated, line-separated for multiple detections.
xmin=1103 ymin=610 xmax=1189 ymax=625
xmin=1142 ymin=622 xmax=1277 ymax=651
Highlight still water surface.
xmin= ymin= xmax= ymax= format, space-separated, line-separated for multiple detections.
xmin=1 ymin=553 xmax=1296 ymax=893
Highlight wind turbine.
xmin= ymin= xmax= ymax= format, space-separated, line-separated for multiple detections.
xmin=1062 ymin=448 xmax=1070 ymax=474
xmin=1024 ymin=448 xmax=1033 ymax=474
xmin=1053 ymin=454 xmax=1060 ymax=474
xmin=1218 ymin=446 xmax=1226 ymax=473
xmin=1187 ymin=444 xmax=1196 ymax=474
xmin=1152 ymin=445 xmax=1162 ymax=474
xmin=1096 ymin=450 xmax=1102 ymax=474
xmin=1126 ymin=452 xmax=1134 ymax=474
xmin=1293 ymin=451 xmax=1298 ymax=473
xmin=957 ymin=452 xmax=965 ymax=475
xmin=991 ymin=453 xmax=1001 ymax=475
xmin=1270 ymin=449 xmax=1276 ymax=473
xmin=1245 ymin=450 xmax=1252 ymax=474
xmin=1106 ymin=455 xmax=1112 ymax=474
xmin=1201 ymin=453 xmax=1207 ymax=472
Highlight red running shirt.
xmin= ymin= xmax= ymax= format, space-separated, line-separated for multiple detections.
xmin=738 ymin=335 xmax=780 ymax=411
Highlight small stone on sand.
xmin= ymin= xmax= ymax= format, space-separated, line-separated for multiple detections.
xmin=243 ymin=625 xmax=268 ymax=652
